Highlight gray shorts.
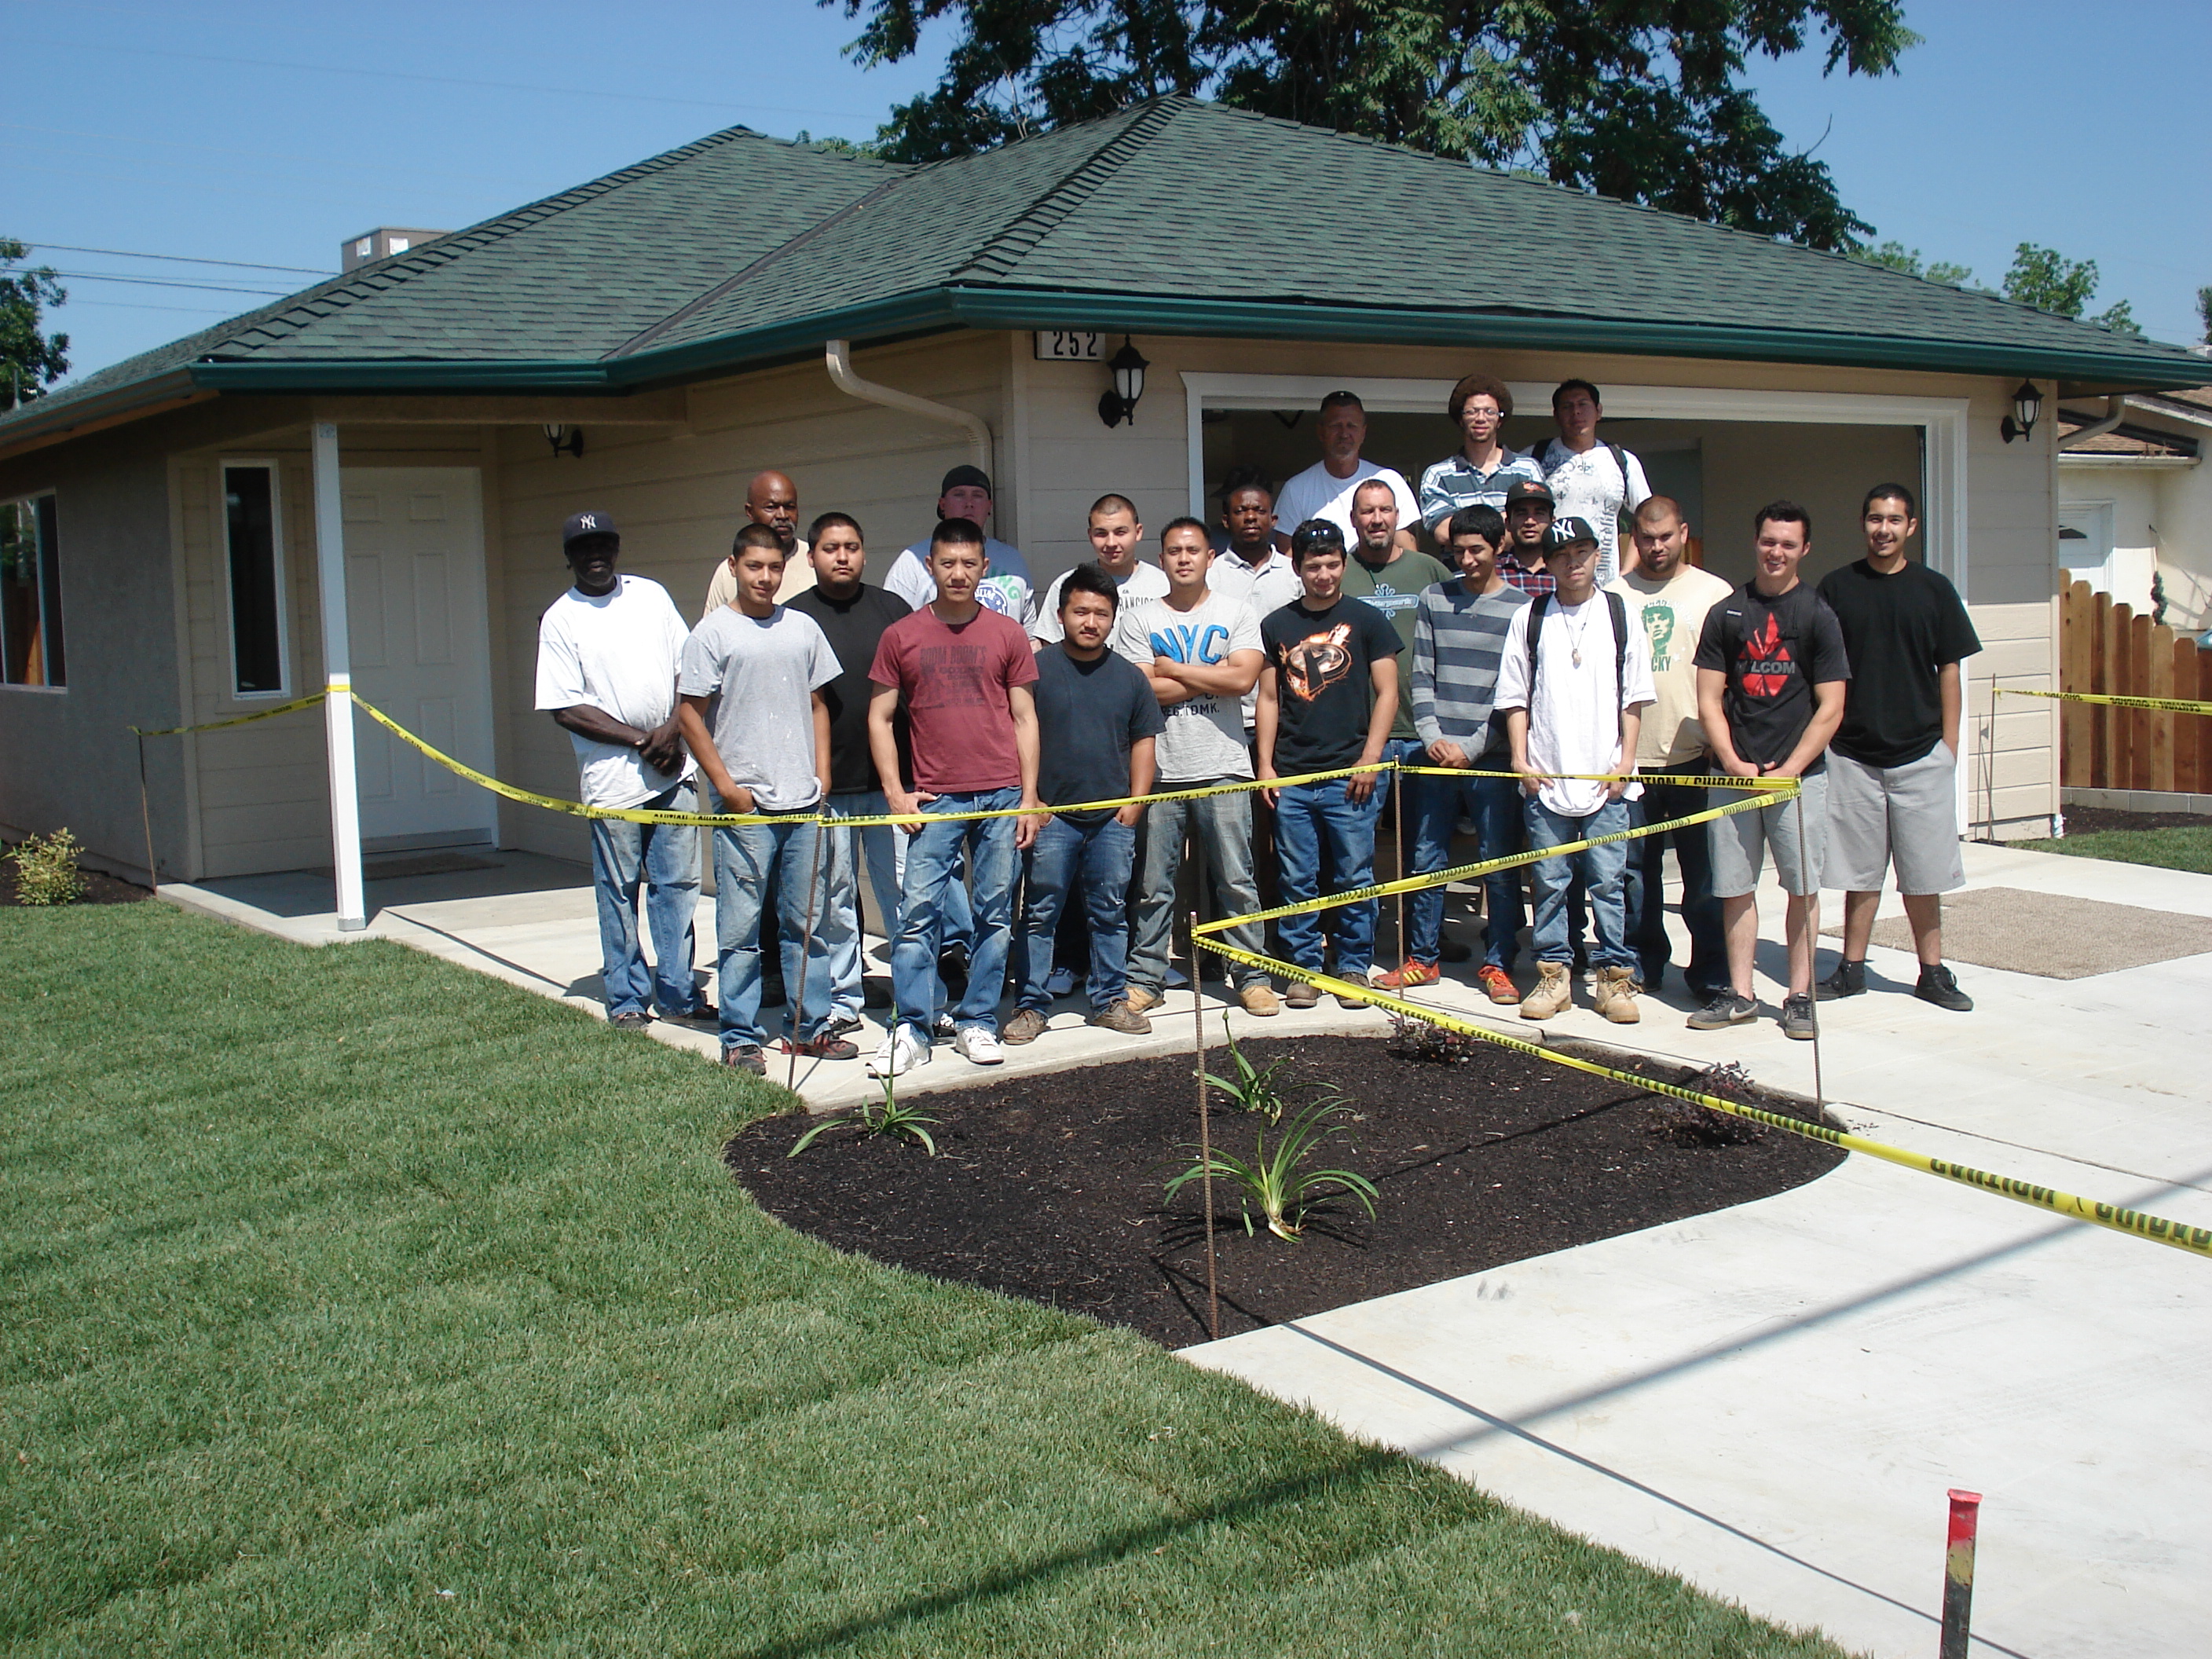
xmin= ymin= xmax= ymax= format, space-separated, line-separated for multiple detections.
xmin=1708 ymin=772 xmax=1827 ymax=898
xmin=1825 ymin=746 xmax=1965 ymax=895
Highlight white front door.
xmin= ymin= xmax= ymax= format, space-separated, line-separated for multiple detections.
xmin=342 ymin=467 xmax=497 ymax=848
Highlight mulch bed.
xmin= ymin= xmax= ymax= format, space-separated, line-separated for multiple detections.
xmin=2059 ymin=805 xmax=2212 ymax=833
xmin=0 ymin=849 xmax=152 ymax=908
xmin=727 ymin=1033 xmax=1844 ymax=1350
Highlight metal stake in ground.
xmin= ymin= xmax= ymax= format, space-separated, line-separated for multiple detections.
xmin=1190 ymin=908 xmax=1218 ymax=1342
xmin=1392 ymin=761 xmax=1408 ymax=971
xmin=135 ymin=732 xmax=159 ymax=896
xmin=786 ymin=821 xmax=827 ymax=1093
xmin=1792 ymin=789 xmax=1824 ymax=1113
xmin=1939 ymin=1489 xmax=1983 ymax=1659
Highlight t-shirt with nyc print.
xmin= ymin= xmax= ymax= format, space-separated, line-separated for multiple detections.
xmin=1258 ymin=594 xmax=1402 ymax=775
xmin=1692 ymin=580 xmax=1851 ymax=775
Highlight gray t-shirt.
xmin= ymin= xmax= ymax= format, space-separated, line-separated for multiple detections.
xmin=678 ymin=604 xmax=840 ymax=811
xmin=1113 ymin=591 xmax=1263 ymax=783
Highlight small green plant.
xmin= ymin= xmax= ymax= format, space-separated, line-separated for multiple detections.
xmin=1203 ymin=1014 xmax=1294 ymax=1122
xmin=5 ymin=828 xmax=86 ymax=906
xmin=789 ymin=1072 xmax=939 ymax=1157
xmin=1166 ymin=1100 xmax=1379 ymax=1242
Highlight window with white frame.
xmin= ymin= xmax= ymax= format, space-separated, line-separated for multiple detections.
xmin=222 ymin=462 xmax=289 ymax=696
xmin=0 ymin=492 xmax=65 ymax=688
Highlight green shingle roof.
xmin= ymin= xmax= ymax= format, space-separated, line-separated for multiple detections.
xmin=6 ymin=97 xmax=2203 ymax=445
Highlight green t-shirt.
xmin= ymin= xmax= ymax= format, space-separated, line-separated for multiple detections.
xmin=1340 ymin=549 xmax=1457 ymax=740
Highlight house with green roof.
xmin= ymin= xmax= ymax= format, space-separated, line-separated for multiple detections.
xmin=3 ymin=96 xmax=2204 ymax=913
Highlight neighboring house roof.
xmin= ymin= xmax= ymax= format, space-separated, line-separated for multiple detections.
xmin=8 ymin=96 xmax=2210 ymax=452
xmin=2060 ymin=383 xmax=2211 ymax=459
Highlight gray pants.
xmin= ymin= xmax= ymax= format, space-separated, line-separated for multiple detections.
xmin=1709 ymin=772 xmax=1829 ymax=898
xmin=1128 ymin=786 xmax=1268 ymax=992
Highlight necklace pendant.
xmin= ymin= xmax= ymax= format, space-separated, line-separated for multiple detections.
xmin=1571 ymin=648 xmax=1584 ymax=667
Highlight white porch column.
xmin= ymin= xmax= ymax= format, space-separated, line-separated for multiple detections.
xmin=310 ymin=420 xmax=368 ymax=931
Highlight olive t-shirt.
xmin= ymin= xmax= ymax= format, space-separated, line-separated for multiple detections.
xmin=1817 ymin=559 xmax=1981 ymax=768
xmin=1339 ymin=549 xmax=1457 ymax=740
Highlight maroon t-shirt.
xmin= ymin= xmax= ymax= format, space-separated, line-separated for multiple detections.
xmin=868 ymin=604 xmax=1038 ymax=795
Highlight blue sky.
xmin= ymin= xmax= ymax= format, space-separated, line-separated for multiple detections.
xmin=7 ymin=0 xmax=2207 ymax=387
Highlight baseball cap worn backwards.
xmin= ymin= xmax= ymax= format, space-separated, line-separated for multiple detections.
xmin=1503 ymin=478 xmax=1555 ymax=507
xmin=939 ymin=464 xmax=992 ymax=496
xmin=562 ymin=510 xmax=618 ymax=547
xmin=1543 ymin=516 xmax=1599 ymax=552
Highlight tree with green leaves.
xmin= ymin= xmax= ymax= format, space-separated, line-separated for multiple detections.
xmin=831 ymin=0 xmax=1919 ymax=249
xmin=2197 ymin=284 xmax=2210 ymax=346
xmin=1 ymin=238 xmax=69 ymax=412
xmin=2001 ymin=243 xmax=2140 ymax=337
xmin=1849 ymin=239 xmax=1975 ymax=287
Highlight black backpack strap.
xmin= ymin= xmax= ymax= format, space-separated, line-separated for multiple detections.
xmin=1606 ymin=590 xmax=1628 ymax=696
xmin=1606 ymin=441 xmax=1628 ymax=479
xmin=1525 ymin=591 xmax=1552 ymax=703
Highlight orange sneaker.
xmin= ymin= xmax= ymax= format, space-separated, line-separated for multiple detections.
xmin=1476 ymin=965 xmax=1519 ymax=1005
xmin=1373 ymin=960 xmax=1439 ymax=990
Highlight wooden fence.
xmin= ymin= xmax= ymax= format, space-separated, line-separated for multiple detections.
xmin=2059 ymin=579 xmax=2212 ymax=791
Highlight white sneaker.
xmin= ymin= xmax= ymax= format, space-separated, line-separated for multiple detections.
xmin=932 ymin=1012 xmax=958 ymax=1043
xmin=866 ymin=1025 xmax=931 ymax=1079
xmin=951 ymin=1026 xmax=1005 ymax=1066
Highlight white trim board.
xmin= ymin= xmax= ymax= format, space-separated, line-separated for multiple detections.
xmin=1179 ymin=372 xmax=1972 ymax=599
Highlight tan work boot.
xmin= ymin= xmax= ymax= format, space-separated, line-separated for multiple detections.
xmin=1123 ymin=985 xmax=1163 ymax=1015
xmin=1238 ymin=981 xmax=1281 ymax=1017
xmin=1518 ymin=961 xmax=1573 ymax=1020
xmin=1594 ymin=965 xmax=1641 ymax=1024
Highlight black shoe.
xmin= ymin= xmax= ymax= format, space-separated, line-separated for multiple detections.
xmin=761 ymin=978 xmax=787 ymax=1009
xmin=1915 ymin=963 xmax=1973 ymax=1012
xmin=1817 ymin=960 xmax=1866 ymax=1002
xmin=721 ymin=1043 xmax=767 ymax=1075
xmin=610 ymin=1010 xmax=653 ymax=1031
xmin=658 ymin=1001 xmax=719 ymax=1029
xmin=1779 ymin=993 xmax=1818 ymax=1041
xmin=1640 ymin=961 xmax=1667 ymax=992
xmin=1686 ymin=991 xmax=1758 ymax=1029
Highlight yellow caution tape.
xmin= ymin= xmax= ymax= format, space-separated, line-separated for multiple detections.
xmin=131 ymin=690 xmax=329 ymax=737
xmin=1199 ymin=787 xmax=1796 ymax=932
xmin=1398 ymin=764 xmax=1798 ymax=793
xmin=1998 ymin=687 xmax=2212 ymax=717
xmin=1192 ymin=940 xmax=2212 ymax=1263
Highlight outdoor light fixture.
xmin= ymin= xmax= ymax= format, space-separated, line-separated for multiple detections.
xmin=2000 ymin=380 xmax=2042 ymax=444
xmin=1097 ymin=336 xmax=1149 ymax=427
xmin=543 ymin=423 xmax=584 ymax=460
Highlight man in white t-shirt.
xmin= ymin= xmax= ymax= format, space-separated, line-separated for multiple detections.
xmin=1113 ymin=517 xmax=1278 ymax=1018
xmin=1496 ymin=516 xmax=1656 ymax=1025
xmin=1540 ymin=380 xmax=1652 ymax=588
xmin=1205 ymin=468 xmax=1302 ymax=733
xmin=1272 ymin=390 xmax=1420 ymax=551
xmin=677 ymin=523 xmax=843 ymax=1075
xmin=1608 ymin=496 xmax=1734 ymax=1000
xmin=534 ymin=510 xmax=710 ymax=1032
xmin=883 ymin=465 xmax=1036 ymax=625
xmin=702 ymin=470 xmax=813 ymax=617
xmin=1031 ymin=493 xmax=1169 ymax=643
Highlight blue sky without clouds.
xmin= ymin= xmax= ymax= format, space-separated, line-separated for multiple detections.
xmin=7 ymin=0 xmax=2207 ymax=387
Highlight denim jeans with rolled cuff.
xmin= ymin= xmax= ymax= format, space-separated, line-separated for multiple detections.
xmin=1128 ymin=787 xmax=1267 ymax=993
xmin=819 ymin=789 xmax=903 ymax=1024
xmin=1523 ymin=797 xmax=1635 ymax=970
xmin=889 ymin=788 xmax=1020 ymax=1040
xmin=589 ymin=777 xmax=703 ymax=1020
xmin=1407 ymin=764 xmax=1525 ymax=969
xmin=709 ymin=809 xmax=835 ymax=1050
xmin=1628 ymin=765 xmax=1727 ymax=995
xmin=1273 ymin=776 xmax=1382 ymax=978
xmin=1010 ymin=814 xmax=1135 ymax=1013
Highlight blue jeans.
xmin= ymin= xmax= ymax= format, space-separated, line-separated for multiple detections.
xmin=588 ymin=778 xmax=703 ymax=1020
xmin=1408 ymin=766 xmax=1525 ymax=969
xmin=1274 ymin=777 xmax=1382 ymax=976
xmin=891 ymin=788 xmax=1020 ymax=1038
xmin=1629 ymin=767 xmax=1727 ymax=995
xmin=1129 ymin=787 xmax=1266 ymax=992
xmin=1524 ymin=797 xmax=1635 ymax=969
xmin=710 ymin=811 xmax=835 ymax=1049
xmin=1012 ymin=815 xmax=1135 ymax=1012
xmin=820 ymin=789 xmax=903 ymax=1023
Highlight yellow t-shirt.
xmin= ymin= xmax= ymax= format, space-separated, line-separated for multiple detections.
xmin=1608 ymin=563 xmax=1734 ymax=767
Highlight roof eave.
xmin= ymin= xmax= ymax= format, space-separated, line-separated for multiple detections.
xmin=0 ymin=370 xmax=207 ymax=465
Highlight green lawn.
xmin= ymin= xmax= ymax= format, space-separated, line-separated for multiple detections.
xmin=2 ymin=902 xmax=1848 ymax=1657
xmin=2022 ymin=825 xmax=2212 ymax=874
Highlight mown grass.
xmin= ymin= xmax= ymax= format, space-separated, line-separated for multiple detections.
xmin=0 ymin=902 xmax=1850 ymax=1657
xmin=2021 ymin=824 xmax=2212 ymax=874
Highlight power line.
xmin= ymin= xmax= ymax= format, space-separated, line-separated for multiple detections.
xmin=43 ymin=269 xmax=292 ymax=297
xmin=22 ymin=241 xmax=331 ymax=276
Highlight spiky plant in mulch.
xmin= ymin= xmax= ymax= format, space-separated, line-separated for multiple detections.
xmin=1648 ymin=1060 xmax=1767 ymax=1147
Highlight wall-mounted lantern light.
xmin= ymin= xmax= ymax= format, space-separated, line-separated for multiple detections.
xmin=543 ymin=423 xmax=585 ymax=460
xmin=1097 ymin=336 xmax=1149 ymax=428
xmin=1999 ymin=380 xmax=2042 ymax=444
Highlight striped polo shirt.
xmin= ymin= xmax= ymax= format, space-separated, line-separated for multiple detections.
xmin=1412 ymin=580 xmax=1533 ymax=755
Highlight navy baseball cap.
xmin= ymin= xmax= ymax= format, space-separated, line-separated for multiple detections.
xmin=1503 ymin=478 xmax=1555 ymax=507
xmin=562 ymin=510 xmax=618 ymax=547
xmin=1542 ymin=516 xmax=1600 ymax=552
xmin=939 ymin=464 xmax=993 ymax=496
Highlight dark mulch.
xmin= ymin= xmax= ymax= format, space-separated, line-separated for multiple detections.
xmin=2060 ymin=805 xmax=2212 ymax=833
xmin=0 ymin=848 xmax=152 ymax=908
xmin=727 ymin=1033 xmax=1844 ymax=1350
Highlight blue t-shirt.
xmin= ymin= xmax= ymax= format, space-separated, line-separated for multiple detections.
xmin=1030 ymin=645 xmax=1166 ymax=821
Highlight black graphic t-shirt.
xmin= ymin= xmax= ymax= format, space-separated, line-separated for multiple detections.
xmin=1259 ymin=594 xmax=1402 ymax=773
xmin=1693 ymin=580 xmax=1851 ymax=775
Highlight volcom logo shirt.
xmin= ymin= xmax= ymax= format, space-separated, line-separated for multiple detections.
xmin=1692 ymin=580 xmax=1851 ymax=775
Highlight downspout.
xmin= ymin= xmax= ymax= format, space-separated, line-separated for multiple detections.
xmin=2057 ymin=394 xmax=2126 ymax=451
xmin=824 ymin=339 xmax=993 ymax=480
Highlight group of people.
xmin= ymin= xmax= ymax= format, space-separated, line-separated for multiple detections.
xmin=535 ymin=375 xmax=1981 ymax=1079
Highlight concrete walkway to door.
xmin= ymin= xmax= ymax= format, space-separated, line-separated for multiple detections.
xmin=159 ymin=837 xmax=2212 ymax=1659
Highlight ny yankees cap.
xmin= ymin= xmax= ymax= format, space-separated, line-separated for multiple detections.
xmin=1542 ymin=515 xmax=1599 ymax=551
xmin=1503 ymin=478 xmax=1555 ymax=507
xmin=561 ymin=510 xmax=618 ymax=547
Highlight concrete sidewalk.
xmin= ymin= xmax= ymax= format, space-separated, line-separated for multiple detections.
xmin=162 ymin=840 xmax=2212 ymax=1656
